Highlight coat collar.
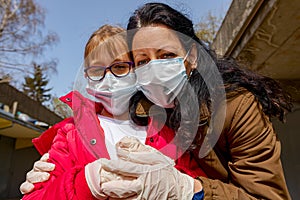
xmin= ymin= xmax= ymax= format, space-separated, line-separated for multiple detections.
xmin=59 ymin=91 xmax=104 ymax=114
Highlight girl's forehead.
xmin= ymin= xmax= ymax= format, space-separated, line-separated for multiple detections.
xmin=86 ymin=45 xmax=130 ymax=67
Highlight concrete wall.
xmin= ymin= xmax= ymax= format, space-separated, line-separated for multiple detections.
xmin=273 ymin=104 xmax=300 ymax=199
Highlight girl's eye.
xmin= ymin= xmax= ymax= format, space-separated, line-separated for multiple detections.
xmin=160 ymin=52 xmax=177 ymax=59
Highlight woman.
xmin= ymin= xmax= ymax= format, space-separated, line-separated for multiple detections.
xmin=20 ymin=24 xmax=206 ymax=200
xmin=100 ymin=2 xmax=292 ymax=200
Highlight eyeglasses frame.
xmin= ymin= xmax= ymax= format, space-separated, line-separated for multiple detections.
xmin=84 ymin=61 xmax=134 ymax=81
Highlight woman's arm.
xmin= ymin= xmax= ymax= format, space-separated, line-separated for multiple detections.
xmin=198 ymin=92 xmax=291 ymax=199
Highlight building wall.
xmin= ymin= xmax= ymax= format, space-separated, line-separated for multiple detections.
xmin=0 ymin=136 xmax=39 ymax=199
xmin=0 ymin=83 xmax=61 ymax=199
xmin=0 ymin=83 xmax=62 ymax=125
xmin=273 ymin=104 xmax=300 ymax=199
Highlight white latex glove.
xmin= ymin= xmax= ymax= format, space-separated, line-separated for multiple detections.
xmin=20 ymin=153 xmax=55 ymax=194
xmin=115 ymin=136 xmax=175 ymax=165
xmin=85 ymin=159 xmax=138 ymax=199
xmin=100 ymin=136 xmax=195 ymax=200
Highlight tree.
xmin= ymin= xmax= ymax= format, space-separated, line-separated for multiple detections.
xmin=22 ymin=63 xmax=52 ymax=104
xmin=0 ymin=0 xmax=58 ymax=78
xmin=195 ymin=11 xmax=222 ymax=46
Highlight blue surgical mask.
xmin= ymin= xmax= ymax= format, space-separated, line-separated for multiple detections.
xmin=86 ymin=73 xmax=137 ymax=116
xmin=135 ymin=57 xmax=188 ymax=108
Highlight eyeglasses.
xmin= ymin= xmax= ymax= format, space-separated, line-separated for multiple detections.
xmin=84 ymin=61 xmax=134 ymax=81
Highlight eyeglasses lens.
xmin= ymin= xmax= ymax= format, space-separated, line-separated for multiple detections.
xmin=87 ymin=62 xmax=131 ymax=81
xmin=111 ymin=62 xmax=130 ymax=76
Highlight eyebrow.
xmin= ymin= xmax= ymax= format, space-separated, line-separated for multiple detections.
xmin=133 ymin=46 xmax=178 ymax=59
xmin=112 ymin=58 xmax=128 ymax=64
xmin=133 ymin=51 xmax=147 ymax=59
xmin=159 ymin=45 xmax=181 ymax=53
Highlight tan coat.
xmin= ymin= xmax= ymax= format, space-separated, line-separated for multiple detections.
xmin=136 ymin=90 xmax=291 ymax=199
xmin=195 ymin=91 xmax=291 ymax=199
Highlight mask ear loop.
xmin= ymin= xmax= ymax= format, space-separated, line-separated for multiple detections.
xmin=183 ymin=48 xmax=191 ymax=62
xmin=184 ymin=45 xmax=198 ymax=80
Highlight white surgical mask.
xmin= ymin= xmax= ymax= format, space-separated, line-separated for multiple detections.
xmin=135 ymin=57 xmax=188 ymax=108
xmin=86 ymin=73 xmax=137 ymax=116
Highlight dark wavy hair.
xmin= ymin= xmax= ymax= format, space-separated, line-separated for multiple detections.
xmin=127 ymin=2 xmax=292 ymax=150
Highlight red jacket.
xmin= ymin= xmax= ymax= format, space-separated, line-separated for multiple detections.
xmin=22 ymin=91 xmax=206 ymax=200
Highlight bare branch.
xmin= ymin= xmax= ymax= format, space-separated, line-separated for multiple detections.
xmin=0 ymin=0 xmax=59 ymax=86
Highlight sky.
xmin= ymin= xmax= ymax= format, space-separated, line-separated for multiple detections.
xmin=37 ymin=0 xmax=232 ymax=97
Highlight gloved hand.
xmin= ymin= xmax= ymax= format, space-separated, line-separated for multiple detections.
xmin=18 ymin=151 xmax=139 ymax=199
xmin=85 ymin=158 xmax=138 ymax=199
xmin=100 ymin=136 xmax=195 ymax=200
xmin=20 ymin=153 xmax=55 ymax=194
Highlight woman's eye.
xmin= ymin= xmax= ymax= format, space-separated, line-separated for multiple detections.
xmin=136 ymin=59 xmax=149 ymax=67
xmin=160 ymin=52 xmax=176 ymax=59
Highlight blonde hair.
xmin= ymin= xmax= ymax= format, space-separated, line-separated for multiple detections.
xmin=84 ymin=25 xmax=128 ymax=67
